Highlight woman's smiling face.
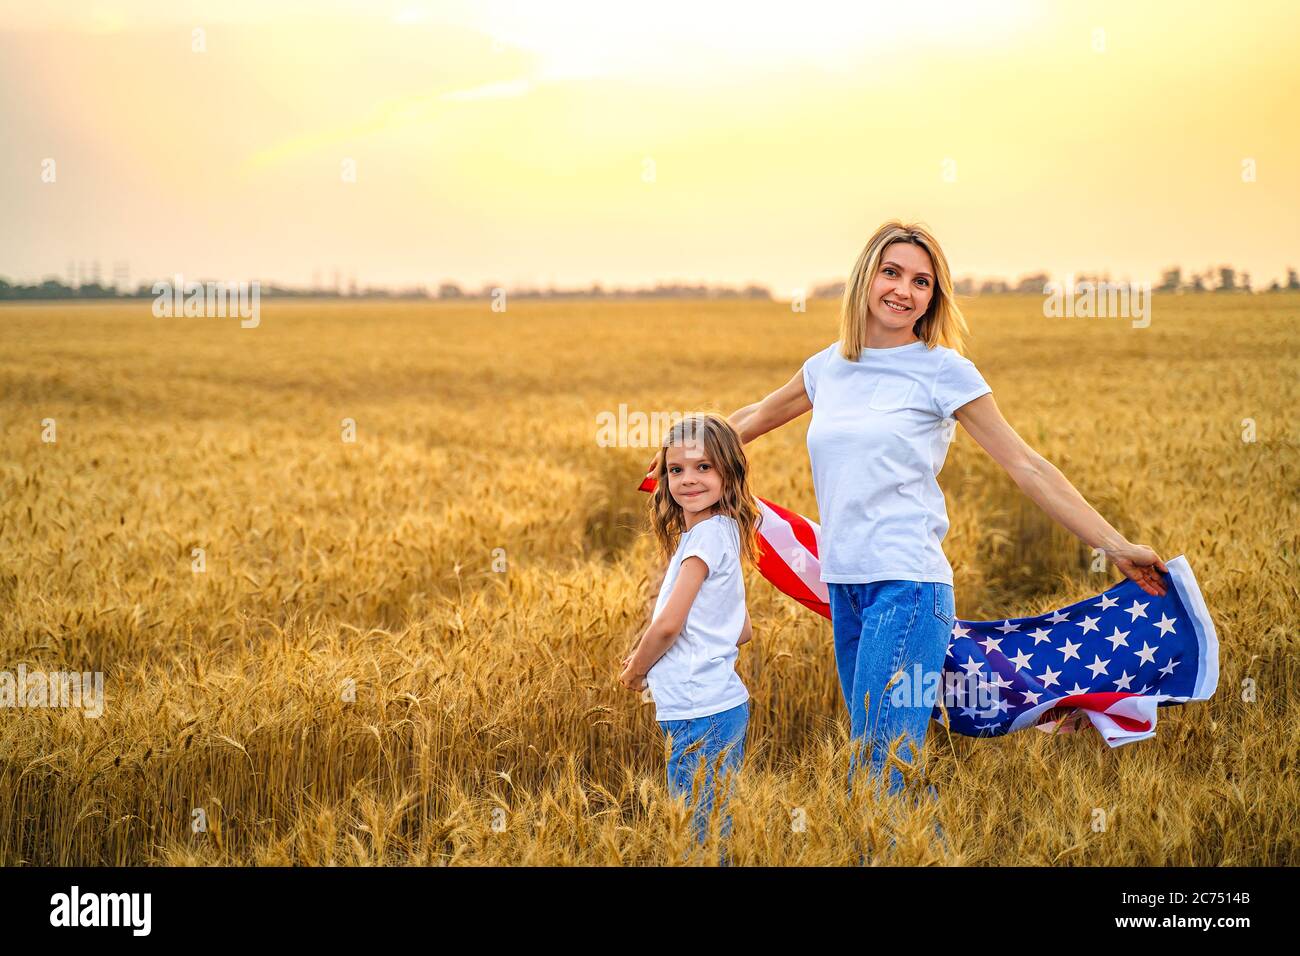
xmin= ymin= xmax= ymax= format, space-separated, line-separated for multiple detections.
xmin=868 ymin=241 xmax=935 ymax=332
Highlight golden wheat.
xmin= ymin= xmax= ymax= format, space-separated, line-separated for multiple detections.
xmin=0 ymin=295 xmax=1295 ymax=865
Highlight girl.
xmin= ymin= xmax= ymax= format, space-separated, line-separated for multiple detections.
xmin=720 ymin=219 xmax=1168 ymax=803
xmin=618 ymin=413 xmax=762 ymax=848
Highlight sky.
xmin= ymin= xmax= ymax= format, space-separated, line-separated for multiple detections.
xmin=1 ymin=0 xmax=1297 ymax=293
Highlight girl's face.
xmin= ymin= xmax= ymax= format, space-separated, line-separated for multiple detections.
xmin=868 ymin=241 xmax=936 ymax=333
xmin=665 ymin=441 xmax=723 ymax=517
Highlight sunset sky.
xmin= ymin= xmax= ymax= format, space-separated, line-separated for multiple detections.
xmin=1 ymin=0 xmax=1297 ymax=293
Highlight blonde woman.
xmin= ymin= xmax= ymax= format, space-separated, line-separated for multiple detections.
xmin=727 ymin=220 xmax=1169 ymax=799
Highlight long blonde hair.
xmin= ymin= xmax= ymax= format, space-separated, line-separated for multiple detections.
xmin=838 ymin=219 xmax=974 ymax=359
xmin=648 ymin=413 xmax=761 ymax=568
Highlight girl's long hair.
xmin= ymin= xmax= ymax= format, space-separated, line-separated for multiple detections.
xmin=838 ymin=219 xmax=974 ymax=359
xmin=648 ymin=413 xmax=762 ymax=569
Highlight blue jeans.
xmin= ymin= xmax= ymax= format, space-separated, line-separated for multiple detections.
xmin=828 ymin=580 xmax=954 ymax=802
xmin=657 ymin=700 xmax=749 ymax=847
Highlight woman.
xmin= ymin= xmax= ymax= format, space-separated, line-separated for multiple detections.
xmin=726 ymin=220 xmax=1169 ymax=799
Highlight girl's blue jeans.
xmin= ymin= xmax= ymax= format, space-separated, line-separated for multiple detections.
xmin=657 ymin=699 xmax=749 ymax=846
xmin=827 ymin=580 xmax=954 ymax=803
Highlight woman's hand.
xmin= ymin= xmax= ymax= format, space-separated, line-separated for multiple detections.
xmin=1105 ymin=542 xmax=1169 ymax=597
xmin=618 ymin=661 xmax=647 ymax=692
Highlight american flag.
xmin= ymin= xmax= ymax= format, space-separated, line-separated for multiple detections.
xmin=638 ymin=463 xmax=1219 ymax=747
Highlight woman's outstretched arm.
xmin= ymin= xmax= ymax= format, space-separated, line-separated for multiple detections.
xmin=953 ymin=393 xmax=1169 ymax=597
xmin=728 ymin=369 xmax=812 ymax=444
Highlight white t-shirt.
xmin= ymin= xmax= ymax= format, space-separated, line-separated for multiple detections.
xmin=801 ymin=339 xmax=992 ymax=585
xmin=645 ymin=514 xmax=750 ymax=721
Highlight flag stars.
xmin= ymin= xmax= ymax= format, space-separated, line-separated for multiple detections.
xmin=1036 ymin=665 xmax=1061 ymax=688
xmin=1125 ymin=599 xmax=1149 ymax=621
xmin=1085 ymin=654 xmax=1111 ymax=679
xmin=917 ymin=563 xmax=1194 ymax=739
xmin=1104 ymin=626 xmax=1131 ymax=651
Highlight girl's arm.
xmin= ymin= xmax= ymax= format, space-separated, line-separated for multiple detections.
xmin=737 ymin=608 xmax=752 ymax=646
xmin=622 ymin=558 xmax=667 ymax=661
xmin=953 ymin=393 xmax=1169 ymax=597
xmin=618 ymin=557 xmax=709 ymax=690
xmin=727 ymin=369 xmax=812 ymax=445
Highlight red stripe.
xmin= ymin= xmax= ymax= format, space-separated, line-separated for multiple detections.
xmin=1051 ymin=692 xmax=1153 ymax=732
xmin=639 ymin=458 xmax=658 ymax=493
xmin=1057 ymin=691 xmax=1138 ymax=710
xmin=757 ymin=495 xmax=820 ymax=560
xmin=638 ymin=467 xmax=657 ymax=492
xmin=1104 ymin=712 xmax=1153 ymax=732
xmin=757 ymin=539 xmax=831 ymax=618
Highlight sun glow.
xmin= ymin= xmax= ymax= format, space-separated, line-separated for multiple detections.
xmin=455 ymin=0 xmax=1040 ymax=82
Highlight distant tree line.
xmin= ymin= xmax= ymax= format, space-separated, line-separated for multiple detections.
xmin=2 ymin=267 xmax=1297 ymax=302
xmin=434 ymin=281 xmax=774 ymax=300
xmin=0 ymin=277 xmax=775 ymax=302
xmin=811 ymin=266 xmax=1300 ymax=299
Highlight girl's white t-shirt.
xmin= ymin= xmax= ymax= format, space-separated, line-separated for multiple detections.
xmin=645 ymin=514 xmax=750 ymax=721
xmin=801 ymin=339 xmax=992 ymax=585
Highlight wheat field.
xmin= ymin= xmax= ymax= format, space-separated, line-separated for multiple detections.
xmin=0 ymin=294 xmax=1296 ymax=866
